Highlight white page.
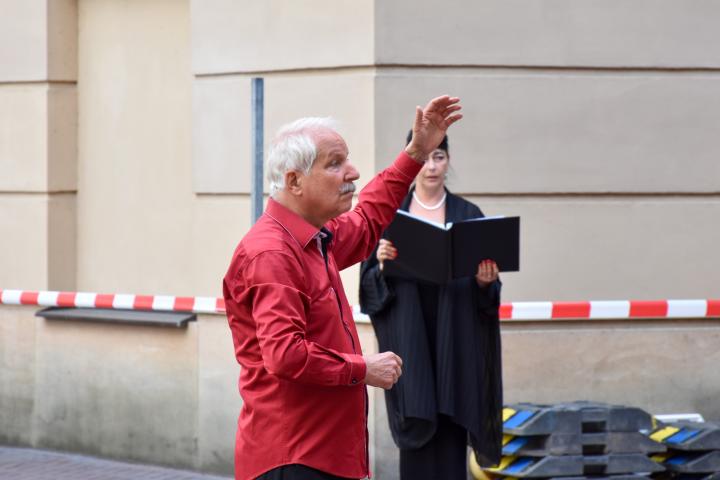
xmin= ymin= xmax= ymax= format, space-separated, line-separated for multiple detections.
xmin=395 ymin=209 xmax=448 ymax=230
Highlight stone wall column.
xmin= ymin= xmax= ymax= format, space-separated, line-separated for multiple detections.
xmin=0 ymin=0 xmax=77 ymax=447
xmin=0 ymin=0 xmax=77 ymax=292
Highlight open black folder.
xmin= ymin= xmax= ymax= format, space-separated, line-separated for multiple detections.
xmin=383 ymin=210 xmax=520 ymax=284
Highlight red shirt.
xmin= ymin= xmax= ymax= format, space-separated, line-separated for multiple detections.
xmin=223 ymin=152 xmax=421 ymax=480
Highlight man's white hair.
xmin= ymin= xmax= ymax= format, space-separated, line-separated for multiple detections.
xmin=267 ymin=117 xmax=340 ymax=197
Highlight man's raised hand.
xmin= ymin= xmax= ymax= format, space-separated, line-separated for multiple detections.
xmin=405 ymin=95 xmax=463 ymax=162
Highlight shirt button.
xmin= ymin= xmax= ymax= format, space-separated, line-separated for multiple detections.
xmin=351 ymin=378 xmax=358 ymax=384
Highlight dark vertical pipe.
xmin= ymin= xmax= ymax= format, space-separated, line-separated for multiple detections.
xmin=251 ymin=78 xmax=264 ymax=223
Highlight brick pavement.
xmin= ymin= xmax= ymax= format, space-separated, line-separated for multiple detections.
xmin=0 ymin=446 xmax=232 ymax=480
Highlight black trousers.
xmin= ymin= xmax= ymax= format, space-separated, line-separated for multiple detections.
xmin=399 ymin=415 xmax=468 ymax=480
xmin=256 ymin=464 xmax=356 ymax=480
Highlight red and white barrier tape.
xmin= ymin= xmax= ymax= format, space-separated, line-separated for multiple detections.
xmin=498 ymin=299 xmax=720 ymax=320
xmin=1 ymin=289 xmax=719 ymax=320
xmin=0 ymin=289 xmax=224 ymax=315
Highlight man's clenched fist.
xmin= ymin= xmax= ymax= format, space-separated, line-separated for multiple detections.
xmin=363 ymin=351 xmax=403 ymax=389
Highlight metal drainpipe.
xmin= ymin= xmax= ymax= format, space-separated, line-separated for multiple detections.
xmin=251 ymin=77 xmax=264 ymax=224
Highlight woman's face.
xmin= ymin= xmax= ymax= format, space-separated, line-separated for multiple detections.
xmin=417 ymin=149 xmax=449 ymax=189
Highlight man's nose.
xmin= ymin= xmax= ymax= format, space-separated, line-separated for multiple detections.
xmin=346 ymin=163 xmax=360 ymax=181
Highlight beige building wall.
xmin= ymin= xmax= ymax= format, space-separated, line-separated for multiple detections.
xmin=6 ymin=0 xmax=713 ymax=312
xmin=0 ymin=0 xmax=77 ymax=292
xmin=191 ymin=0 xmax=720 ymax=305
xmin=76 ymin=0 xmax=195 ymax=295
xmin=0 ymin=0 xmax=78 ymax=450
xmin=375 ymin=1 xmax=720 ymax=68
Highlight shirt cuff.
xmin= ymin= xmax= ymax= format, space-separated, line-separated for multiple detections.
xmin=391 ymin=151 xmax=424 ymax=181
xmin=341 ymin=353 xmax=367 ymax=386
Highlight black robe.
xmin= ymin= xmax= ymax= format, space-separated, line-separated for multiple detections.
xmin=359 ymin=189 xmax=503 ymax=467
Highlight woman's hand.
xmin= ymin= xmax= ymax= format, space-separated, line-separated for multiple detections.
xmin=376 ymin=239 xmax=397 ymax=271
xmin=475 ymin=259 xmax=499 ymax=288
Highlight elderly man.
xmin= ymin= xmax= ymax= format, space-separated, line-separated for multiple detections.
xmin=223 ymin=96 xmax=462 ymax=480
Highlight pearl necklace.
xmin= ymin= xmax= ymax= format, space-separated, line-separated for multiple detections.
xmin=412 ymin=191 xmax=447 ymax=210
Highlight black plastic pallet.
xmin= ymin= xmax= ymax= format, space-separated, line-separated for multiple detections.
xmin=674 ymin=474 xmax=720 ymax=480
xmin=650 ymin=422 xmax=720 ymax=451
xmin=504 ymin=402 xmax=654 ymax=436
xmin=503 ymin=432 xmax=666 ymax=456
xmin=487 ymin=454 xmax=665 ymax=478
xmin=542 ymin=476 xmax=651 ymax=480
xmin=547 ymin=476 xmax=652 ymax=480
xmin=494 ymin=475 xmax=651 ymax=480
xmin=653 ymin=473 xmax=720 ymax=480
xmin=652 ymin=450 xmax=720 ymax=473
xmin=652 ymin=451 xmax=720 ymax=474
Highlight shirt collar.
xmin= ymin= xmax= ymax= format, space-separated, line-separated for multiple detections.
xmin=265 ymin=198 xmax=323 ymax=249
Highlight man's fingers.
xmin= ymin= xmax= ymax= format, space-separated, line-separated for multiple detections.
xmin=445 ymin=113 xmax=463 ymax=127
xmin=413 ymin=105 xmax=423 ymax=129
xmin=424 ymin=95 xmax=450 ymax=111
xmin=422 ymin=95 xmax=460 ymax=115
xmin=427 ymin=95 xmax=458 ymax=108
xmin=424 ymin=95 xmax=460 ymax=116
xmin=442 ymin=104 xmax=463 ymax=116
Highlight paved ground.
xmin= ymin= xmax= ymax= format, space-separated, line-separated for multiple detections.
xmin=0 ymin=446 xmax=232 ymax=480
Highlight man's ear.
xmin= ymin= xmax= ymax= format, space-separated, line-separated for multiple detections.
xmin=284 ymin=170 xmax=303 ymax=196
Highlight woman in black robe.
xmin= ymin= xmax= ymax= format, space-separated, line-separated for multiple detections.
xmin=359 ymin=133 xmax=503 ymax=479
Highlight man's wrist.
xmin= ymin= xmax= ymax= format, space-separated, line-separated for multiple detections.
xmin=404 ymin=144 xmax=426 ymax=164
xmin=393 ymin=151 xmax=425 ymax=180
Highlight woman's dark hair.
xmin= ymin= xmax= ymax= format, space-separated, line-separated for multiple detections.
xmin=406 ymin=129 xmax=449 ymax=154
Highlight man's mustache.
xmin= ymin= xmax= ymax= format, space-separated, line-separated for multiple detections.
xmin=340 ymin=183 xmax=356 ymax=194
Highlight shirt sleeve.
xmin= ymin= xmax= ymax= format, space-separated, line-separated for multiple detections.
xmin=328 ymin=151 xmax=422 ymax=270
xmin=242 ymin=250 xmax=366 ymax=386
